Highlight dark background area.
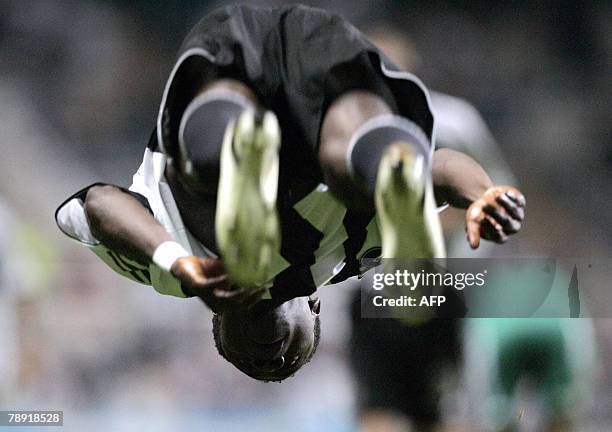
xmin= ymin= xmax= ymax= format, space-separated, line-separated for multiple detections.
xmin=0 ymin=1 xmax=609 ymax=430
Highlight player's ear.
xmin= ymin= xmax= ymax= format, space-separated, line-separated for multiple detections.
xmin=308 ymin=296 xmax=321 ymax=316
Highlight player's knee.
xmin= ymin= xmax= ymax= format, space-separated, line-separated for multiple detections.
xmin=319 ymin=90 xmax=392 ymax=176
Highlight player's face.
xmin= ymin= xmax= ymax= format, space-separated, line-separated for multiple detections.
xmin=217 ymin=296 xmax=319 ymax=381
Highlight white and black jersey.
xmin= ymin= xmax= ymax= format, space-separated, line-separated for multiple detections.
xmin=55 ymin=140 xmax=386 ymax=300
xmin=56 ymin=4 xmax=439 ymax=301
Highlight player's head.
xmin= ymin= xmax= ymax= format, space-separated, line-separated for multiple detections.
xmin=212 ymin=296 xmax=321 ymax=381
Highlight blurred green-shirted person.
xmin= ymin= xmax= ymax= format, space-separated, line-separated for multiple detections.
xmin=351 ymin=26 xmax=595 ymax=432
xmin=463 ymin=268 xmax=596 ymax=432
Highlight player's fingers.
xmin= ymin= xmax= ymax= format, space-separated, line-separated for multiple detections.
xmin=197 ymin=257 xmax=226 ymax=278
xmin=203 ymin=290 xmax=245 ymax=313
xmin=212 ymin=288 xmax=243 ymax=299
xmin=484 ymin=204 xmax=521 ymax=234
xmin=480 ymin=218 xmax=497 ymax=240
xmin=480 ymin=222 xmax=504 ymax=242
xmin=210 ymin=287 xmax=265 ymax=312
xmin=466 ymin=220 xmax=481 ymax=250
xmin=190 ymin=274 xmax=230 ymax=292
xmin=480 ymin=216 xmax=500 ymax=241
xmin=466 ymin=204 xmax=486 ymax=249
xmin=212 ymin=282 xmax=265 ymax=303
xmin=496 ymin=193 xmax=525 ymax=221
xmin=171 ymin=257 xmax=229 ymax=290
xmin=483 ymin=214 xmax=508 ymax=243
xmin=504 ymin=188 xmax=526 ymax=207
xmin=212 ymin=283 xmax=248 ymax=299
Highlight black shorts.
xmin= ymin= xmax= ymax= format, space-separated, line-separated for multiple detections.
xmin=155 ymin=3 xmax=434 ymax=201
xmin=349 ymin=291 xmax=460 ymax=427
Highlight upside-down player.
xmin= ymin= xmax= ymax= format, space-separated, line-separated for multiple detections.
xmin=55 ymin=4 xmax=525 ymax=382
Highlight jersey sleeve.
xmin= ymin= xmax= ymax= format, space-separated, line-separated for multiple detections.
xmin=55 ymin=182 xmax=189 ymax=298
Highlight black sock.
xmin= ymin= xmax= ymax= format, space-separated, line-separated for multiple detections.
xmin=178 ymin=89 xmax=254 ymax=187
xmin=347 ymin=114 xmax=431 ymax=197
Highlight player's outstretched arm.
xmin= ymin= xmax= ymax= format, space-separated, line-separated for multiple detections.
xmin=432 ymin=148 xmax=526 ymax=249
xmin=84 ymin=185 xmax=260 ymax=311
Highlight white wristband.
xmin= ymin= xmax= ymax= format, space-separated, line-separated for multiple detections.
xmin=152 ymin=241 xmax=189 ymax=272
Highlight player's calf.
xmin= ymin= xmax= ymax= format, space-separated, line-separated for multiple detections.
xmin=174 ymin=79 xmax=258 ymax=194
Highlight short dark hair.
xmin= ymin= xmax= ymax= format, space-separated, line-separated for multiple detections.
xmin=212 ymin=313 xmax=321 ymax=382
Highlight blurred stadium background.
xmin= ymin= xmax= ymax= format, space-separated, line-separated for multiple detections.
xmin=0 ymin=0 xmax=610 ymax=431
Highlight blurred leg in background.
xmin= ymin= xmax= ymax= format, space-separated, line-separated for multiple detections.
xmin=348 ymin=27 xmax=521 ymax=432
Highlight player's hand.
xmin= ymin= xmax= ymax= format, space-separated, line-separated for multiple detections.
xmin=465 ymin=185 xmax=525 ymax=249
xmin=170 ymin=256 xmax=264 ymax=313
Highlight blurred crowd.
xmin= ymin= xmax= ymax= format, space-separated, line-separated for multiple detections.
xmin=0 ymin=1 xmax=610 ymax=430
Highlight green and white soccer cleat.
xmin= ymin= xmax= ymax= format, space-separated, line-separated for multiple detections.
xmin=215 ymin=110 xmax=281 ymax=289
xmin=375 ymin=142 xmax=446 ymax=259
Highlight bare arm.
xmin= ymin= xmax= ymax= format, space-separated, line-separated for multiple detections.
xmin=432 ymin=148 xmax=526 ymax=249
xmin=83 ymin=185 xmax=261 ymax=311
xmin=432 ymin=148 xmax=493 ymax=208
